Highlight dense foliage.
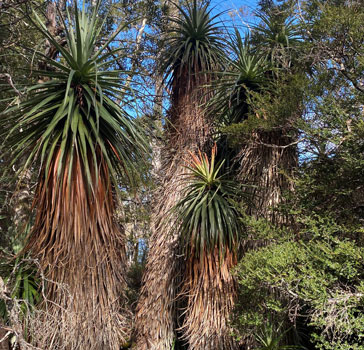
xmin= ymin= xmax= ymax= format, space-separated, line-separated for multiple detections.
xmin=231 ymin=1 xmax=364 ymax=350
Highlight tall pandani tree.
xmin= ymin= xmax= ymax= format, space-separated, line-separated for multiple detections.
xmin=133 ymin=1 xmax=225 ymax=349
xmin=209 ymin=11 xmax=302 ymax=227
xmin=175 ymin=145 xmax=243 ymax=350
xmin=0 ymin=3 xmax=148 ymax=349
xmin=238 ymin=10 xmax=302 ymax=226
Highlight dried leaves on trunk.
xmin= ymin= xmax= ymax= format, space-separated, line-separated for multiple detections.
xmin=24 ymin=149 xmax=128 ymax=349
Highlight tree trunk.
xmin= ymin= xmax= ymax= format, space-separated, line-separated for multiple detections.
xmin=132 ymin=166 xmax=182 ymax=350
xmin=180 ymin=249 xmax=238 ymax=350
xmin=133 ymin=78 xmax=212 ymax=347
xmin=238 ymin=129 xmax=298 ymax=225
xmin=24 ymin=149 xmax=128 ymax=350
xmin=134 ymin=3 xmax=239 ymax=348
xmin=134 ymin=71 xmax=239 ymax=349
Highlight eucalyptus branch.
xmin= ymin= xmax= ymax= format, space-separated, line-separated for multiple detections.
xmin=124 ymin=17 xmax=148 ymax=91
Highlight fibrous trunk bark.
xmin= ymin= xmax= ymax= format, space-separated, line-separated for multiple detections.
xmin=238 ymin=129 xmax=297 ymax=226
xmin=25 ymin=149 xmax=128 ymax=350
xmin=180 ymin=249 xmax=238 ymax=350
xmin=132 ymin=165 xmax=183 ymax=350
xmin=135 ymin=70 xmax=239 ymax=349
xmin=133 ymin=81 xmax=212 ymax=348
xmin=237 ymin=129 xmax=297 ymax=349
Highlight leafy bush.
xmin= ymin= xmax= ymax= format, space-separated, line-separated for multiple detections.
xmin=233 ymin=215 xmax=364 ymax=350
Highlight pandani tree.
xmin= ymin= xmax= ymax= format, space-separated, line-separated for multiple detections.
xmin=205 ymin=10 xmax=305 ymax=348
xmin=175 ymin=144 xmax=243 ymax=350
xmin=209 ymin=10 xmax=303 ymax=227
xmin=0 ymin=3 xmax=148 ymax=349
xmin=133 ymin=1 xmax=225 ymax=349
xmin=238 ymin=10 xmax=302 ymax=226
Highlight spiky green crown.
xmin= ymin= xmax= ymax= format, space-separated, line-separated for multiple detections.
xmin=175 ymin=145 xmax=242 ymax=259
xmin=1 ymin=2 xmax=148 ymax=191
xmin=161 ymin=0 xmax=226 ymax=90
xmin=207 ymin=30 xmax=270 ymax=124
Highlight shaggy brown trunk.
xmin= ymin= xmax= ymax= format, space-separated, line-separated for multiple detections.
xmin=24 ymin=148 xmax=128 ymax=350
xmin=133 ymin=165 xmax=183 ymax=350
xmin=238 ymin=129 xmax=297 ymax=227
xmin=237 ymin=129 xmax=298 ymax=349
xmin=133 ymin=76 xmax=211 ymax=348
xmin=180 ymin=249 xmax=238 ymax=350
xmin=135 ymin=69 xmax=239 ymax=349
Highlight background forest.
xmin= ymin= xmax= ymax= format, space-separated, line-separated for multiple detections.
xmin=0 ymin=0 xmax=363 ymax=349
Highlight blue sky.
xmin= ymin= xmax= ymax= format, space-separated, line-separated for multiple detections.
xmin=211 ymin=0 xmax=259 ymax=14
xmin=209 ymin=0 xmax=260 ymax=34
xmin=211 ymin=0 xmax=260 ymax=19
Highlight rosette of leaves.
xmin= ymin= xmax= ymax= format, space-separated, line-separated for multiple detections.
xmin=251 ymin=10 xmax=301 ymax=68
xmin=161 ymin=0 xmax=226 ymax=95
xmin=255 ymin=321 xmax=300 ymax=350
xmin=1 ymin=2 xmax=147 ymax=189
xmin=207 ymin=30 xmax=270 ymax=126
xmin=176 ymin=144 xmax=242 ymax=260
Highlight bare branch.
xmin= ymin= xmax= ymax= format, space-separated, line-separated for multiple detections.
xmin=255 ymin=138 xmax=304 ymax=149
xmin=0 ymin=73 xmax=23 ymax=96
